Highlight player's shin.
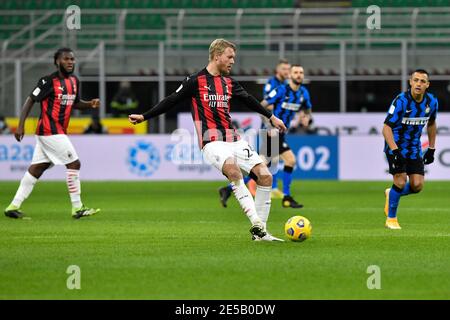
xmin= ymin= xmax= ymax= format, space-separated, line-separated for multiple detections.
xmin=255 ymin=185 xmax=272 ymax=230
xmin=388 ymin=184 xmax=403 ymax=218
xmin=282 ymin=166 xmax=294 ymax=195
xmin=231 ymin=179 xmax=262 ymax=226
xmin=10 ymin=171 xmax=38 ymax=208
xmin=66 ymin=169 xmax=82 ymax=208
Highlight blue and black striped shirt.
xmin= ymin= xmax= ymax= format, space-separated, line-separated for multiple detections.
xmin=384 ymin=90 xmax=438 ymax=159
xmin=265 ymin=83 xmax=312 ymax=130
xmin=263 ymin=76 xmax=288 ymax=100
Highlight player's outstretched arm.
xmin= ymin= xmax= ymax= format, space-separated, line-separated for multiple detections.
xmin=128 ymin=96 xmax=178 ymax=126
xmin=128 ymin=114 xmax=144 ymax=125
xmin=15 ymin=97 xmax=35 ymax=142
xmin=129 ymin=76 xmax=196 ymax=125
xmin=73 ymin=99 xmax=100 ymax=110
xmin=241 ymin=94 xmax=286 ymax=133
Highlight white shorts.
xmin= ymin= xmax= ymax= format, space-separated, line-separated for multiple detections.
xmin=31 ymin=134 xmax=79 ymax=166
xmin=202 ymin=139 xmax=264 ymax=175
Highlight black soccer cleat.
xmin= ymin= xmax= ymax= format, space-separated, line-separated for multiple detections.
xmin=282 ymin=195 xmax=304 ymax=209
xmin=250 ymin=224 xmax=267 ymax=239
xmin=4 ymin=209 xmax=25 ymax=219
xmin=218 ymin=186 xmax=232 ymax=208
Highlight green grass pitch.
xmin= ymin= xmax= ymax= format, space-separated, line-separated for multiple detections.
xmin=0 ymin=180 xmax=449 ymax=299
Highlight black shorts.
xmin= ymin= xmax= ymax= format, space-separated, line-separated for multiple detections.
xmin=258 ymin=132 xmax=291 ymax=158
xmin=386 ymin=153 xmax=424 ymax=175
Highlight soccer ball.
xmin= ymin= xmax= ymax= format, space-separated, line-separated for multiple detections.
xmin=284 ymin=215 xmax=312 ymax=242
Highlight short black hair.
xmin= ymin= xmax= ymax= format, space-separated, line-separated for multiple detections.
xmin=412 ymin=69 xmax=429 ymax=79
xmin=53 ymin=47 xmax=73 ymax=66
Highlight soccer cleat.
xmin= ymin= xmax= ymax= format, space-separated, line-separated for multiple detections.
xmin=384 ymin=188 xmax=390 ymax=217
xmin=282 ymin=195 xmax=304 ymax=208
xmin=385 ymin=217 xmax=402 ymax=230
xmin=252 ymin=232 xmax=285 ymax=242
xmin=247 ymin=179 xmax=257 ymax=197
xmin=4 ymin=204 xmax=25 ymax=219
xmin=270 ymin=188 xmax=284 ymax=199
xmin=218 ymin=186 xmax=232 ymax=208
xmin=249 ymin=224 xmax=267 ymax=239
xmin=72 ymin=206 xmax=100 ymax=219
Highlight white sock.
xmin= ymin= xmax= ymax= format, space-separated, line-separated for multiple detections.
xmin=231 ymin=179 xmax=262 ymax=226
xmin=11 ymin=171 xmax=38 ymax=207
xmin=66 ymin=169 xmax=82 ymax=208
xmin=255 ymin=185 xmax=272 ymax=230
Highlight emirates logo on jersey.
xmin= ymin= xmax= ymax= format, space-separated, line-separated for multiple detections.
xmin=57 ymin=93 xmax=77 ymax=106
xmin=203 ymin=93 xmax=230 ymax=108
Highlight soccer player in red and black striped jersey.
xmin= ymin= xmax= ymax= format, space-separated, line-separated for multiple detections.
xmin=4 ymin=48 xmax=100 ymax=219
xmin=129 ymin=39 xmax=287 ymax=241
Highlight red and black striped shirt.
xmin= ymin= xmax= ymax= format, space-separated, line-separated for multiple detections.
xmin=30 ymin=72 xmax=80 ymax=136
xmin=143 ymin=68 xmax=272 ymax=148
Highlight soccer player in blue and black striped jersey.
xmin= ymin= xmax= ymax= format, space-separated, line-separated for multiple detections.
xmin=260 ymin=59 xmax=291 ymax=199
xmin=263 ymin=59 xmax=290 ymax=99
xmin=382 ymin=69 xmax=438 ymax=229
xmin=260 ymin=64 xmax=312 ymax=208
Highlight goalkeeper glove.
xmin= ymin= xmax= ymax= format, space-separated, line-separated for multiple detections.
xmin=392 ymin=149 xmax=406 ymax=169
xmin=423 ymin=148 xmax=435 ymax=165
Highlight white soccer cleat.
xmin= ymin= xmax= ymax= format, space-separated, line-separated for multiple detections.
xmin=72 ymin=206 xmax=101 ymax=219
xmin=252 ymin=232 xmax=285 ymax=242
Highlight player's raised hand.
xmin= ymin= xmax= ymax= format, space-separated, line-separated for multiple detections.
xmin=128 ymin=114 xmax=145 ymax=125
xmin=14 ymin=126 xmax=24 ymax=142
xmin=90 ymin=99 xmax=100 ymax=108
xmin=269 ymin=115 xmax=287 ymax=133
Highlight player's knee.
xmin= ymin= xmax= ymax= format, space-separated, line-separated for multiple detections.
xmin=225 ymin=168 xmax=242 ymax=182
xmin=66 ymin=159 xmax=81 ymax=170
xmin=410 ymin=182 xmax=423 ymax=193
xmin=394 ymin=179 xmax=407 ymax=190
xmin=28 ymin=163 xmax=50 ymax=179
xmin=257 ymin=172 xmax=272 ymax=186
xmin=284 ymin=157 xmax=296 ymax=167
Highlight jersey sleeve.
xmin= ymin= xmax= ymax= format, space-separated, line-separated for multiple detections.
xmin=74 ymin=77 xmax=81 ymax=103
xmin=384 ymin=95 xmax=404 ymax=127
xmin=263 ymin=80 xmax=273 ymax=98
xmin=265 ymin=86 xmax=284 ymax=106
xmin=29 ymin=76 xmax=52 ymax=102
xmin=143 ymin=76 xmax=196 ymax=120
xmin=231 ymin=78 xmax=272 ymax=119
xmin=230 ymin=78 xmax=251 ymax=99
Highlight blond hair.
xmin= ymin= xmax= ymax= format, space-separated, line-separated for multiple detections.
xmin=209 ymin=39 xmax=236 ymax=62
